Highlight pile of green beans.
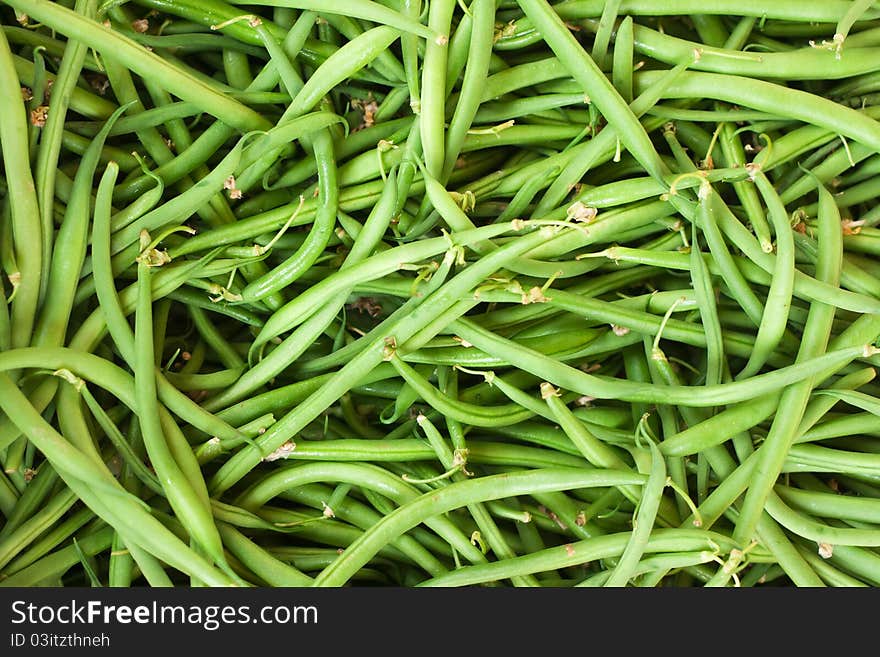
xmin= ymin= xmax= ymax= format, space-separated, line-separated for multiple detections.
xmin=1 ymin=0 xmax=880 ymax=588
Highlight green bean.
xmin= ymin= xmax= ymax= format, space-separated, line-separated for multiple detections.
xmin=496 ymin=167 xmax=562 ymax=224
xmin=662 ymin=123 xmax=697 ymax=171
xmin=776 ymin=484 xmax=880 ymax=525
xmin=473 ymin=265 xmax=653 ymax=330
xmin=716 ymin=122 xmax=773 ymax=251
xmin=236 ymin=462 xmax=486 ymax=567
xmin=476 ymin=284 xmax=779 ymax=364
xmin=103 ymin=51 xmax=176 ymax=168
xmin=15 ymin=0 xmax=271 ymax=132
xmin=693 ymin=184 xmax=764 ymax=326
xmin=612 ymin=15 xmax=634 ymax=104
xmin=280 ymin=121 xmax=415 ymax=191
xmin=797 ymin=412 xmax=880 ymax=444
xmin=751 ymin=513 xmax=825 ymax=587
xmin=442 ymin=7 xmax=472 ymax=96
xmin=591 ymin=0 xmax=622 ymax=70
xmin=543 ymin=385 xmax=649 ymax=508
xmin=473 ymin=94 xmax=585 ymax=124
xmin=32 ymin=0 xmax=97 ymax=301
xmin=125 ymin=540 xmax=174 ymax=587
xmin=403 ymin=329 xmax=602 ymax=368
xmin=0 ymin=463 xmax=60 ymax=541
xmin=276 ymin=483 xmax=451 ymax=576
xmin=206 ymin=299 xmax=344 ymax=412
xmin=418 ymin=0 xmax=454 ymax=178
xmin=452 ymin=316 xmax=868 ymax=407
xmin=389 ymin=354 xmax=535 ymax=427
xmin=80 ymin=388 xmax=161 ymax=495
xmin=334 ymin=17 xmax=404 ymax=85
xmin=517 ymin=0 xmax=667 ymax=182
xmin=248 ymin=220 xmax=535 ymax=354
xmin=239 ymin=130 xmax=338 ymax=302
xmin=133 ymin=234 xmax=231 ymax=572
xmin=67 ymin=102 xmax=202 ymax=138
xmin=315 ymin=467 xmax=649 ymax=586
xmin=226 ymin=0 xmax=439 ymax=40
xmin=188 ymin=305 xmax=245 ymax=369
xmin=791 ymin=240 xmax=880 ymax=307
xmin=790 ymin=542 xmax=867 ymax=587
xmin=12 ymin=51 xmax=117 ymax=119
xmin=692 ymin=14 xmax=728 ymax=48
xmin=812 ymin=389 xmax=880 ymax=419
xmin=0 ymin=27 xmax=42 ymax=350
xmin=426 ymin=382 xmax=538 ymax=584
xmin=2 ymin=25 xmax=101 ymax=69
xmin=194 ymin=414 xmax=276 ymax=463
xmin=735 ymin=170 xmax=795 ymax=379
xmin=170 ymin=182 xmax=377 ymax=257
xmin=212 ymin=364 xmax=394 ymax=432
xmin=649 ymin=106 xmax=778 ymax=123
xmin=796 ymin=368 xmax=877 ymax=439
xmin=639 ymin=341 xmax=690 ymax=519
xmin=734 ymin=175 xmax=843 ymax=546
xmin=807 ymin=540 xmax=880 ymax=586
xmin=633 ymin=70 xmax=880 ymax=156
xmin=479 ymin=55 xmax=569 ymax=101
xmin=211 ymin=224 xmax=578 ymax=494
xmin=589 ymin=243 xmax=880 ymax=316
xmin=0 ymin=274 xmax=9 ymax=354
xmin=528 ymin=488 xmax=604 ymax=540
xmin=527 ymin=201 xmax=679 ymax=261
xmin=374 ymin=84 xmax=410 ymax=124
xmin=109 ymin=131 xmax=254 ymax=255
xmin=530 ymin=61 xmax=688 ymax=218
xmin=441 ymin=0 xmax=495 ymax=181
xmin=585 ymin=550 xmax=715 ymax=586
xmin=0 ymin=488 xmax=78 ymax=571
xmin=836 ymin=0 xmax=878 ymax=53
xmin=33 ymin=105 xmax=128 ymax=350
xmin=784 ymin=444 xmax=880 ymax=479
xmin=604 ymin=436 xmax=667 ymax=586
xmin=660 ymin=394 xmax=778 ymax=458
xmin=765 ymin=491 xmax=880 ymax=547
xmin=224 ymin=47 xmax=254 ymax=91
xmin=91 ymin=167 xmax=256 ymax=445
xmin=647 ymin=319 xmax=738 ymax=482
xmin=0 ymin=372 xmax=237 ymax=585
xmin=606 ymin=18 xmax=880 ymax=80
xmin=0 ymin=471 xmax=19 ymax=521
xmin=0 ymin=526 xmax=115 ymax=587
xmin=260 ymin=436 xmax=586 ymax=469
xmin=55 ymin=374 xmax=112 ymax=475
xmin=689 ymin=222 xmax=724 ymax=386
xmin=543 ymin=1 xmax=880 ymax=23
xmin=24 ymin=46 xmax=49 ymax=167
xmin=5 ymin=0 xmax=880 ymax=591
xmin=217 ymin=523 xmax=312 ymax=586
xmin=284 ymin=25 xmax=402 ymax=125
xmin=167 ymin=289 xmax=265 ymax=328
xmin=4 ymin=506 xmax=96 ymax=577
